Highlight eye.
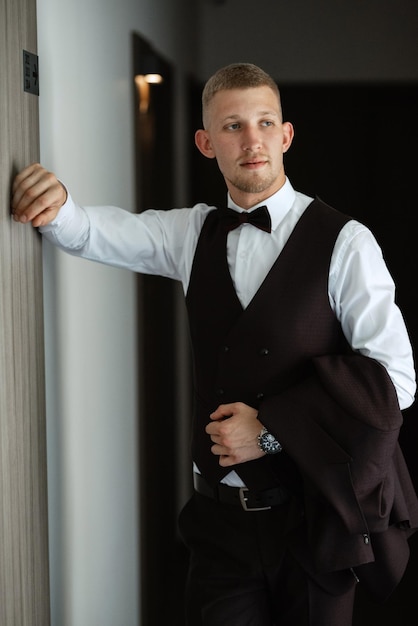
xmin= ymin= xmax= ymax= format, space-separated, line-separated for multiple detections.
xmin=225 ymin=122 xmax=241 ymax=131
xmin=261 ymin=120 xmax=274 ymax=127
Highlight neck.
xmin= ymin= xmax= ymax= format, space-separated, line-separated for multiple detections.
xmin=228 ymin=177 xmax=287 ymax=210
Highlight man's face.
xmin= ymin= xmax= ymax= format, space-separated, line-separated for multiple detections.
xmin=195 ymin=86 xmax=294 ymax=209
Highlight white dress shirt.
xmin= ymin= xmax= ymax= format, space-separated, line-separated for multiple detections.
xmin=41 ymin=178 xmax=415 ymax=414
xmin=42 ymin=178 xmax=416 ymax=487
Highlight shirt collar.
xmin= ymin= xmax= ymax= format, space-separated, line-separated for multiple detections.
xmin=227 ymin=177 xmax=296 ymax=231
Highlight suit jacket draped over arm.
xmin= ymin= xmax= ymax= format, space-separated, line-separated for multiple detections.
xmin=258 ymin=352 xmax=418 ymax=601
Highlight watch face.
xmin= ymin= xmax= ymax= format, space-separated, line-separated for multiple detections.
xmin=260 ymin=431 xmax=282 ymax=454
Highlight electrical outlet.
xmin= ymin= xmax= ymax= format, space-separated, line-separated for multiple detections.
xmin=23 ymin=50 xmax=39 ymax=96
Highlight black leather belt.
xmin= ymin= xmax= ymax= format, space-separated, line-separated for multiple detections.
xmin=193 ymin=473 xmax=290 ymax=511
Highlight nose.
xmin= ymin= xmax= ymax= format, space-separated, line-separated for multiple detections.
xmin=242 ymin=125 xmax=262 ymax=152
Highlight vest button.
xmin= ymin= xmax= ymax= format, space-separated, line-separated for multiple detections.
xmin=256 ymin=392 xmax=264 ymax=400
xmin=223 ymin=345 xmax=230 ymax=352
xmin=260 ymin=347 xmax=269 ymax=356
xmin=217 ymin=388 xmax=224 ymax=396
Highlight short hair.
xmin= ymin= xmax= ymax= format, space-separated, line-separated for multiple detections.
xmin=201 ymin=63 xmax=282 ymax=128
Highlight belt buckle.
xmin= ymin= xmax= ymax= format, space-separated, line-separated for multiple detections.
xmin=239 ymin=487 xmax=271 ymax=512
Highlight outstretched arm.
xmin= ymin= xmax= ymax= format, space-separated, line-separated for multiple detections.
xmin=12 ymin=163 xmax=67 ymax=227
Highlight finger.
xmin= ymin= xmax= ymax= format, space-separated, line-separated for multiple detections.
xmin=12 ymin=168 xmax=66 ymax=224
xmin=206 ymin=428 xmax=221 ymax=442
xmin=13 ymin=168 xmax=59 ymax=212
xmin=12 ymin=162 xmax=40 ymax=193
xmin=31 ymin=206 xmax=62 ymax=228
xmin=211 ymin=443 xmax=231 ymax=457
xmin=206 ymin=418 xmax=232 ymax=436
xmin=12 ymin=163 xmax=45 ymax=207
xmin=14 ymin=184 xmax=64 ymax=223
xmin=218 ymin=453 xmax=241 ymax=467
xmin=209 ymin=403 xmax=235 ymax=421
xmin=205 ymin=420 xmax=221 ymax=435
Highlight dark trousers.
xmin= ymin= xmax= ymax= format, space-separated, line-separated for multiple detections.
xmin=178 ymin=492 xmax=357 ymax=626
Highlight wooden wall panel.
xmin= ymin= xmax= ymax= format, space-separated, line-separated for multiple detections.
xmin=0 ymin=0 xmax=50 ymax=623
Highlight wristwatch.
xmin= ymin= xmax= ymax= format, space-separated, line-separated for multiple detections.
xmin=257 ymin=426 xmax=282 ymax=455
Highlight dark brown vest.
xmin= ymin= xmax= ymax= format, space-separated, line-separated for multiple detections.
xmin=186 ymin=198 xmax=351 ymax=489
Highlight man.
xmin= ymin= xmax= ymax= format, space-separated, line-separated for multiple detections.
xmin=12 ymin=63 xmax=417 ymax=626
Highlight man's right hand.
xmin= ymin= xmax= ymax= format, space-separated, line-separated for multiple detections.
xmin=12 ymin=163 xmax=67 ymax=227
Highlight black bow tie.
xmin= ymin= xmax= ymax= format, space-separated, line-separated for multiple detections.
xmin=218 ymin=205 xmax=272 ymax=233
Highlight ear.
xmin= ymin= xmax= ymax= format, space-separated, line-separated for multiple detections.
xmin=195 ymin=129 xmax=216 ymax=159
xmin=282 ymin=122 xmax=295 ymax=154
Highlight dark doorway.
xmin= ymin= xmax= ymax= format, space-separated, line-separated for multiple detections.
xmin=189 ymin=80 xmax=418 ymax=625
xmin=132 ymin=33 xmax=190 ymax=626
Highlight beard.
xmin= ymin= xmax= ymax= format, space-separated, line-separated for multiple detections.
xmin=226 ymin=168 xmax=278 ymax=195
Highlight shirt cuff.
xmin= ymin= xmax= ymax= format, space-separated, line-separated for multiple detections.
xmin=39 ymin=188 xmax=90 ymax=250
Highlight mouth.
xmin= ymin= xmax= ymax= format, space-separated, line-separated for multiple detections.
xmin=240 ymin=158 xmax=267 ymax=170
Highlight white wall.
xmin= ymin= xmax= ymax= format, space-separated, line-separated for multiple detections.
xmin=36 ymin=0 xmax=197 ymax=624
